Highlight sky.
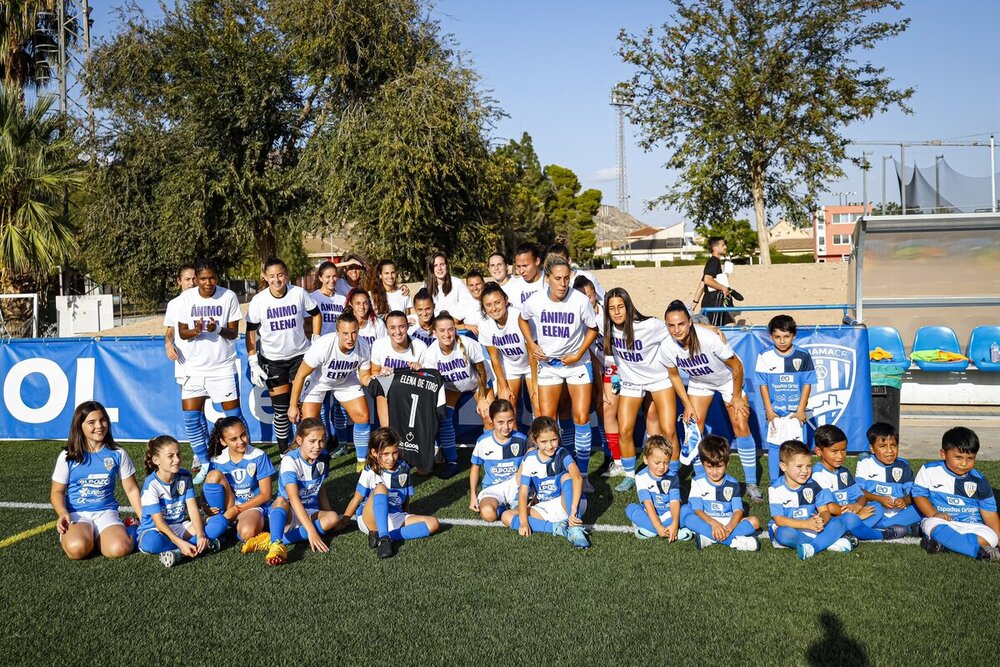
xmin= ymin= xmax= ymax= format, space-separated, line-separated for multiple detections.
xmin=86 ymin=0 xmax=1000 ymax=228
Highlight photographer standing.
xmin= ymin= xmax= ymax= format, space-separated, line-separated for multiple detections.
xmin=694 ymin=236 xmax=736 ymax=326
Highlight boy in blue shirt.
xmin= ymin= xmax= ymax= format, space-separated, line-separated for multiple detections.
xmin=682 ymin=435 xmax=761 ymax=551
xmin=812 ymin=424 xmax=916 ymax=541
xmin=912 ymin=427 xmax=999 ymax=561
xmin=754 ymin=315 xmax=817 ymax=486
xmin=854 ymin=422 xmax=922 ymax=532
xmin=769 ymin=439 xmax=855 ymax=559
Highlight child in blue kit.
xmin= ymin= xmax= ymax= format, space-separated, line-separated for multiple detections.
xmin=812 ymin=425 xmax=917 ymax=541
xmin=512 ymin=416 xmax=590 ymax=549
xmin=912 ymin=427 xmax=999 ymax=561
xmin=769 ymin=440 xmax=855 ymax=559
xmin=681 ymin=435 xmax=761 ymax=551
xmin=469 ymin=399 xmax=528 ymax=525
xmin=754 ymin=315 xmax=817 ymax=484
xmin=854 ymin=422 xmax=922 ymax=532
xmin=256 ymin=418 xmax=342 ymax=566
xmin=340 ymin=427 xmax=440 ymax=559
xmin=137 ymin=435 xmax=227 ymax=567
xmin=626 ymin=435 xmax=693 ymax=542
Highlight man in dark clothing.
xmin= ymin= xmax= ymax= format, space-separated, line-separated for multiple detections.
xmin=694 ymin=236 xmax=735 ymax=326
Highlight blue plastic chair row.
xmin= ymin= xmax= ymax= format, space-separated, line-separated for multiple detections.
xmin=867 ymin=325 xmax=1000 ymax=372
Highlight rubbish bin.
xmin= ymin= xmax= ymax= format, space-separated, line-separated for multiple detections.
xmin=870 ymin=362 xmax=904 ymax=432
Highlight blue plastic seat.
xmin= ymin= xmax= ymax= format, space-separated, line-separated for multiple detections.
xmin=911 ymin=326 xmax=969 ymax=372
xmin=867 ymin=326 xmax=909 ymax=370
xmin=968 ymin=325 xmax=1000 ymax=372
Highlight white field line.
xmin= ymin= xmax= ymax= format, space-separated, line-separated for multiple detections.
xmin=0 ymin=501 xmax=921 ymax=544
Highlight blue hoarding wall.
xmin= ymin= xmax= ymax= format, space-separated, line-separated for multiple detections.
xmin=0 ymin=327 xmax=871 ymax=451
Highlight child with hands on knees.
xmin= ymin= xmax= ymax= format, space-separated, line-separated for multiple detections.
xmin=681 ymin=435 xmax=761 ymax=550
xmin=626 ymin=435 xmax=693 ymax=543
xmin=469 ymin=399 xmax=528 ymax=525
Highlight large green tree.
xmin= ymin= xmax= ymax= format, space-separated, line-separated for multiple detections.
xmin=0 ymin=87 xmax=82 ymax=334
xmin=618 ymin=0 xmax=913 ymax=265
xmin=544 ymin=165 xmax=600 ymax=263
xmin=493 ymin=132 xmax=554 ymax=255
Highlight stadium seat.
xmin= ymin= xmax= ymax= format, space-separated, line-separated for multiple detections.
xmin=911 ymin=326 xmax=969 ymax=372
xmin=867 ymin=326 xmax=909 ymax=370
xmin=967 ymin=325 xmax=1000 ymax=372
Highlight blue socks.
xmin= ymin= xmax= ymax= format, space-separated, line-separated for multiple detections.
xmin=669 ymin=459 xmax=679 ymax=476
xmin=282 ymin=518 xmax=326 ymax=545
xmin=372 ymin=493 xmax=390 ymax=538
xmin=353 ymin=422 xmax=371 ymax=462
xmin=561 ymin=475 xmax=583 ymax=520
xmin=840 ymin=512 xmax=885 ymax=541
xmin=767 ymin=444 xmax=781 ymax=483
xmin=930 ymin=524 xmax=982 ymax=558
xmin=627 ymin=503 xmax=660 ymax=533
xmin=774 ymin=518 xmax=846 ymax=552
xmin=559 ymin=418 xmax=574 ymax=451
xmin=875 ymin=505 xmax=921 ymax=528
xmin=205 ymin=514 xmax=228 ymax=540
xmin=574 ymin=423 xmax=591 ymax=475
xmin=623 ymin=455 xmax=637 ymax=477
xmin=735 ymin=435 xmax=758 ymax=485
xmin=202 ymin=483 xmax=225 ymax=513
xmin=268 ymin=506 xmax=288 ymax=544
xmin=388 ymin=523 xmax=432 ymax=541
xmin=437 ymin=406 xmax=457 ymax=464
xmin=183 ymin=410 xmax=209 ymax=463
xmin=509 ymin=515 xmax=555 ymax=534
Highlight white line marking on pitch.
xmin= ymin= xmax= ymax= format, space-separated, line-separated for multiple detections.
xmin=0 ymin=501 xmax=919 ymax=544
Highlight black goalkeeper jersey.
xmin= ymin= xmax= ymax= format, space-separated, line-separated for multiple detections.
xmin=368 ymin=368 xmax=446 ymax=471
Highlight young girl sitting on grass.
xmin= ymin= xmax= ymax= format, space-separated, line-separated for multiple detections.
xmin=250 ymin=418 xmax=341 ymax=566
xmin=50 ymin=401 xmax=143 ymax=560
xmin=340 ymin=427 xmax=440 ymax=559
xmin=137 ymin=435 xmax=227 ymax=567
xmin=512 ymin=416 xmax=590 ymax=549
xmin=200 ymin=416 xmax=275 ymax=545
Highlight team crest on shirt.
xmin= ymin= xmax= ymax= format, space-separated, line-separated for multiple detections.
xmin=398 ymin=474 xmax=408 ymax=487
xmin=839 ymin=472 xmax=849 ymax=485
xmin=793 ymin=358 xmax=803 ymax=371
xmin=177 ymin=479 xmax=187 ymax=495
xmin=247 ymin=463 xmax=257 ymax=477
xmin=233 ymin=469 xmax=247 ymax=484
xmin=317 ymin=462 xmax=326 ymax=476
xmin=659 ymin=479 xmax=671 ymax=494
xmin=891 ymin=467 xmax=903 ymax=482
xmin=510 ymin=443 xmax=521 ymax=457
xmin=802 ymin=487 xmax=814 ymax=504
xmin=805 ymin=343 xmax=856 ymax=429
xmin=964 ymin=481 xmax=977 ymax=497
xmin=103 ymin=458 xmax=115 ymax=471
xmin=723 ymin=486 xmax=733 ymax=501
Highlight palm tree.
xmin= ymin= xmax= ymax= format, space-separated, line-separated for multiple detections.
xmin=0 ymin=84 xmax=82 ymax=335
xmin=1 ymin=1 xmax=61 ymax=97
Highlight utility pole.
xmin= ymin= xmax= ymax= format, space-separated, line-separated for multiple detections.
xmin=862 ymin=151 xmax=872 ymax=215
xmin=610 ymin=86 xmax=631 ymax=215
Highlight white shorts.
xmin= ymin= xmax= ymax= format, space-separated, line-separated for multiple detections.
xmin=137 ymin=521 xmax=194 ymax=553
xmin=178 ymin=374 xmax=239 ymax=403
xmin=478 ymin=478 xmax=520 ymax=507
xmin=532 ymin=495 xmax=588 ymax=522
xmin=536 ymin=359 xmax=593 ymax=386
xmin=688 ymin=378 xmax=733 ymax=403
xmin=286 ymin=509 xmax=320 ymax=534
xmin=619 ymin=377 xmax=674 ymax=399
xmin=921 ymin=518 xmax=999 ymax=547
xmin=301 ymin=376 xmax=365 ymax=405
xmin=357 ymin=510 xmax=410 ymax=535
xmin=61 ymin=510 xmax=124 ymax=542
xmin=503 ymin=368 xmax=531 ymax=384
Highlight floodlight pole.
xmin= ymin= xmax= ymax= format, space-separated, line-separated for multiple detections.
xmin=900 ymin=144 xmax=906 ymax=215
xmin=992 ymin=135 xmax=997 ymax=213
xmin=862 ymin=151 xmax=872 ymax=215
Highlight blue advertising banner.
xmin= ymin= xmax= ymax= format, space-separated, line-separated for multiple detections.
xmin=1 ymin=328 xmax=871 ymax=451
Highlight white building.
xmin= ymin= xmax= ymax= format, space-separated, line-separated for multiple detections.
xmin=611 ymin=223 xmax=702 ymax=263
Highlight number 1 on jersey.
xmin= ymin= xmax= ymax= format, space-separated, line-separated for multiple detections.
xmin=408 ymin=394 xmax=419 ymax=428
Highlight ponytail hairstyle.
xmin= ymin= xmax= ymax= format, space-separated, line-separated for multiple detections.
xmin=293 ymin=418 xmax=326 ymax=449
xmin=546 ymin=239 xmax=571 ymax=262
xmin=207 ymin=416 xmax=245 ymax=460
xmin=365 ymin=427 xmax=401 ymax=475
xmin=263 ymin=256 xmax=288 ymax=274
xmin=603 ymin=287 xmax=650 ymax=357
xmin=665 ymin=299 xmax=701 ymax=358
xmin=346 ymin=287 xmax=377 ymax=325
xmin=177 ymin=263 xmax=196 ymax=280
xmin=144 ymin=435 xmax=180 ymax=474
xmin=489 ymin=398 xmax=515 ymax=420
xmin=316 ymin=261 xmax=338 ymax=294
xmin=65 ymin=401 xmax=117 ymax=464
xmin=527 ymin=416 xmax=561 ymax=450
xmin=478 ymin=281 xmax=509 ymax=319
xmin=433 ymin=311 xmax=475 ymax=378
xmin=542 ymin=253 xmax=570 ymax=277
xmin=425 ymin=251 xmax=453 ymax=297
xmin=413 ymin=287 xmax=434 ymax=310
xmin=368 ymin=259 xmax=396 ymax=316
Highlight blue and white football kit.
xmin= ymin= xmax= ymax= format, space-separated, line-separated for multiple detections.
xmin=511 ymin=447 xmax=587 ymax=534
xmin=681 ymin=473 xmax=758 ymax=546
xmin=355 ymin=462 xmax=432 ymax=542
xmin=52 ymin=447 xmax=136 ymax=541
xmin=754 ymin=345 xmax=816 ymax=481
xmin=912 ymin=461 xmax=998 ymax=557
xmin=471 ymin=431 xmax=529 ymax=508
xmin=855 ymin=456 xmax=922 ymax=528
xmin=203 ymin=445 xmax=276 ymax=524
xmin=138 ymin=470 xmax=226 ymax=554
xmin=768 ymin=477 xmax=847 ymax=553
xmin=269 ymin=449 xmax=331 ymax=545
xmin=626 ymin=468 xmax=681 ymax=535
xmin=811 ymin=463 xmax=886 ymax=540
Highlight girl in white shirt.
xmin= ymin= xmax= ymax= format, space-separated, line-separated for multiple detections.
xmin=425 ymin=251 xmax=474 ymax=319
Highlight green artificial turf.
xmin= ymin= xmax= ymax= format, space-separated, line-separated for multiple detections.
xmin=1 ymin=441 xmax=998 ymax=665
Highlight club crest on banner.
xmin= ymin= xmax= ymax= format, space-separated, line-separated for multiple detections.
xmin=805 ymin=343 xmax=857 ymax=429
xmin=891 ymin=467 xmax=903 ymax=482
xmin=803 ymin=487 xmax=814 ymax=504
xmin=964 ymin=481 xmax=977 ymax=497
